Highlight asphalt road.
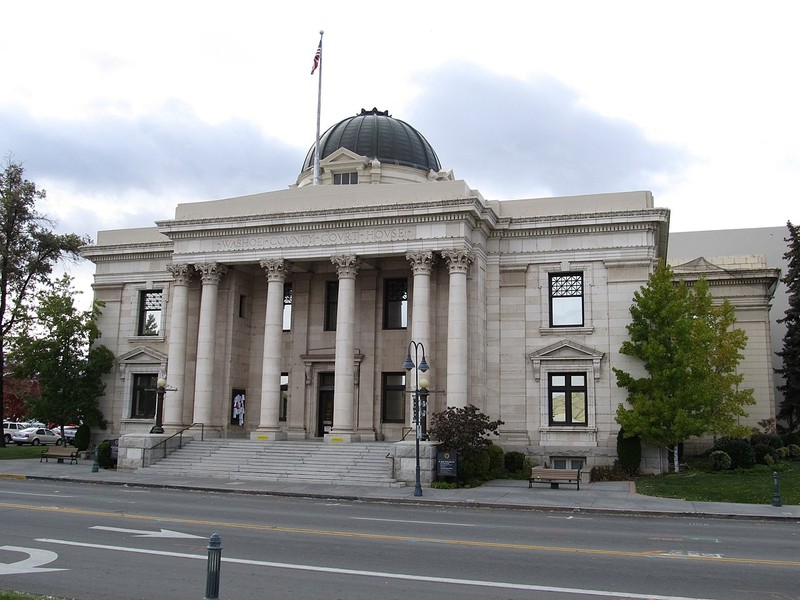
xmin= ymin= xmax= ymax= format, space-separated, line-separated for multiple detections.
xmin=0 ymin=478 xmax=797 ymax=600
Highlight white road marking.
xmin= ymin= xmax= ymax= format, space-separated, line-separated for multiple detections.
xmin=90 ymin=526 xmax=205 ymax=539
xmin=37 ymin=538 xmax=718 ymax=600
xmin=0 ymin=546 xmax=66 ymax=575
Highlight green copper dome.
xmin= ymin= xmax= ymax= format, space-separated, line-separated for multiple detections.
xmin=302 ymin=108 xmax=442 ymax=173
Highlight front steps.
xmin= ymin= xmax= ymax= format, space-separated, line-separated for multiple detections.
xmin=142 ymin=439 xmax=405 ymax=487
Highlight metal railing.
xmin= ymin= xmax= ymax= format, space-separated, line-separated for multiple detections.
xmin=143 ymin=422 xmax=205 ymax=467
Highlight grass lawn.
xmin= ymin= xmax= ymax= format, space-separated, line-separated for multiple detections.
xmin=0 ymin=445 xmax=49 ymax=459
xmin=635 ymin=460 xmax=800 ymax=505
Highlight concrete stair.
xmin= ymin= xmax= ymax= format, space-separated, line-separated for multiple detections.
xmin=143 ymin=440 xmax=404 ymax=487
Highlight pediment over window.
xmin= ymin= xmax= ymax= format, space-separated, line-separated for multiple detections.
xmin=320 ymin=148 xmax=370 ymax=170
xmin=528 ymin=339 xmax=604 ymax=381
xmin=116 ymin=347 xmax=168 ymax=379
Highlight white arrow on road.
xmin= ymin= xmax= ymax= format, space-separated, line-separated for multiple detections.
xmin=90 ymin=526 xmax=205 ymax=539
xmin=0 ymin=546 xmax=67 ymax=575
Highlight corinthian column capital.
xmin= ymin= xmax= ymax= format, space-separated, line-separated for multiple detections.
xmin=260 ymin=258 xmax=290 ymax=282
xmin=441 ymin=249 xmax=473 ymax=274
xmin=167 ymin=263 xmax=192 ymax=284
xmin=195 ymin=262 xmax=228 ymax=284
xmin=406 ymin=251 xmax=435 ymax=276
xmin=331 ymin=255 xmax=360 ymax=279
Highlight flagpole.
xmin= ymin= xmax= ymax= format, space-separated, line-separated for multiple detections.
xmin=313 ymin=30 xmax=324 ymax=185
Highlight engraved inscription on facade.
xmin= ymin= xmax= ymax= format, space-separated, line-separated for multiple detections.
xmin=216 ymin=227 xmax=415 ymax=251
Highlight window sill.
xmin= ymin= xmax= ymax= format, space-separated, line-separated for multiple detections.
xmin=128 ymin=335 xmax=166 ymax=343
xmin=539 ymin=326 xmax=593 ymax=336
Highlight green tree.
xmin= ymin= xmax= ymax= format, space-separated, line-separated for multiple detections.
xmin=613 ymin=261 xmax=753 ymax=471
xmin=1 ymin=159 xmax=88 ymax=445
xmin=777 ymin=221 xmax=800 ymax=431
xmin=8 ymin=275 xmax=113 ymax=432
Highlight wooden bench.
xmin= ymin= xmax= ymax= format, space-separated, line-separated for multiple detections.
xmin=40 ymin=446 xmax=79 ymax=465
xmin=529 ymin=467 xmax=581 ymax=490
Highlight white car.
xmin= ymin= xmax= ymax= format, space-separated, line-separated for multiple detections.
xmin=3 ymin=421 xmax=31 ymax=444
xmin=11 ymin=427 xmax=63 ymax=446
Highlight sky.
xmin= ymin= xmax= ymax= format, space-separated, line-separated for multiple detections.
xmin=2 ymin=1 xmax=799 ymax=300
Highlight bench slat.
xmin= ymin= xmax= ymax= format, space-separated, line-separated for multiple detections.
xmin=40 ymin=447 xmax=79 ymax=465
xmin=529 ymin=468 xmax=581 ymax=490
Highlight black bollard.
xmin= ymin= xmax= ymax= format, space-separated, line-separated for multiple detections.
xmin=204 ymin=533 xmax=223 ymax=600
xmin=772 ymin=471 xmax=782 ymax=507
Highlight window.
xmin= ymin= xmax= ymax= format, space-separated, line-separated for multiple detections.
xmin=280 ymin=373 xmax=289 ymax=421
xmin=239 ymin=295 xmax=247 ymax=318
xmin=333 ymin=172 xmax=358 ymax=185
xmin=137 ymin=290 xmax=163 ymax=336
xmin=548 ymin=373 xmax=587 ymax=426
xmin=283 ymin=283 xmax=293 ymax=331
xmin=324 ymin=281 xmax=338 ymax=331
xmin=551 ymin=457 xmax=585 ymax=470
xmin=383 ymin=278 xmax=408 ymax=329
xmin=382 ymin=373 xmax=406 ymax=423
xmin=131 ymin=374 xmax=157 ymax=419
xmin=549 ymin=273 xmax=583 ymax=327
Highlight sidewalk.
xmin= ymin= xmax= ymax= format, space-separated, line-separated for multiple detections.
xmin=2 ymin=458 xmax=798 ymax=521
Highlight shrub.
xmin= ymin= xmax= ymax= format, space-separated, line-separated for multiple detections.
xmin=97 ymin=440 xmax=114 ymax=468
xmin=429 ymin=405 xmax=503 ymax=455
xmin=713 ymin=437 xmax=756 ymax=469
xmin=458 ymin=447 xmax=491 ymax=485
xmin=73 ymin=423 xmax=90 ymax=452
xmin=431 ymin=480 xmax=457 ymax=489
xmin=750 ymin=432 xmax=783 ymax=451
xmin=763 ymin=453 xmax=775 ymax=466
xmin=488 ymin=443 xmax=504 ymax=475
xmin=788 ymin=443 xmax=800 ymax=458
xmin=616 ymin=429 xmax=641 ymax=475
xmin=781 ymin=432 xmax=800 ymax=446
xmin=590 ymin=463 xmax=629 ymax=482
xmin=709 ymin=450 xmax=732 ymax=471
xmin=504 ymin=451 xmax=526 ymax=474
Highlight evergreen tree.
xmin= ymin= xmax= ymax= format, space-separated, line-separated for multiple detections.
xmin=8 ymin=275 xmax=113 ymax=430
xmin=777 ymin=221 xmax=800 ymax=431
xmin=614 ymin=261 xmax=753 ymax=471
xmin=1 ymin=159 xmax=88 ymax=445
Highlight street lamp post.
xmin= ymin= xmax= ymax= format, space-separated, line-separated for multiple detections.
xmin=403 ymin=341 xmax=429 ymax=497
xmin=150 ymin=377 xmax=167 ymax=434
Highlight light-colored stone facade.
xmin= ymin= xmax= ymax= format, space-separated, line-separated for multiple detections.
xmin=83 ymin=152 xmax=779 ymax=475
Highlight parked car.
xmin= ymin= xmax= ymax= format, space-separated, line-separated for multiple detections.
xmin=11 ymin=427 xmax=63 ymax=446
xmin=51 ymin=425 xmax=79 ymax=445
xmin=3 ymin=421 xmax=31 ymax=444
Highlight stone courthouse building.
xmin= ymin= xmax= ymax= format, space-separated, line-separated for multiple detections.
xmin=82 ymin=108 xmax=779 ymax=473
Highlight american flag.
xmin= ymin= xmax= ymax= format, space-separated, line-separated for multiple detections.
xmin=311 ymin=42 xmax=321 ymax=75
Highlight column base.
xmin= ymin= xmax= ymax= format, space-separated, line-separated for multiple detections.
xmin=250 ymin=429 xmax=287 ymax=441
xmin=324 ymin=432 xmax=362 ymax=443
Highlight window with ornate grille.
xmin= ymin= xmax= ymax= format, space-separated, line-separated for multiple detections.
xmin=137 ymin=290 xmax=163 ymax=336
xmin=549 ymin=273 xmax=583 ymax=327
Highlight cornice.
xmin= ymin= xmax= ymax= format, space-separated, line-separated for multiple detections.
xmin=157 ymin=197 xmax=498 ymax=240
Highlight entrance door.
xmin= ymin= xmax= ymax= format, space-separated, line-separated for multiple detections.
xmin=317 ymin=373 xmax=335 ymax=437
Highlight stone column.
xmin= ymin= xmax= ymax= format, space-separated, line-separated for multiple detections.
xmin=442 ymin=250 xmax=472 ymax=408
xmin=406 ymin=251 xmax=435 ymax=421
xmin=329 ymin=255 xmax=360 ymax=442
xmin=255 ymin=258 xmax=289 ymax=440
xmin=192 ymin=262 xmax=227 ymax=426
xmin=164 ymin=263 xmax=191 ymax=426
